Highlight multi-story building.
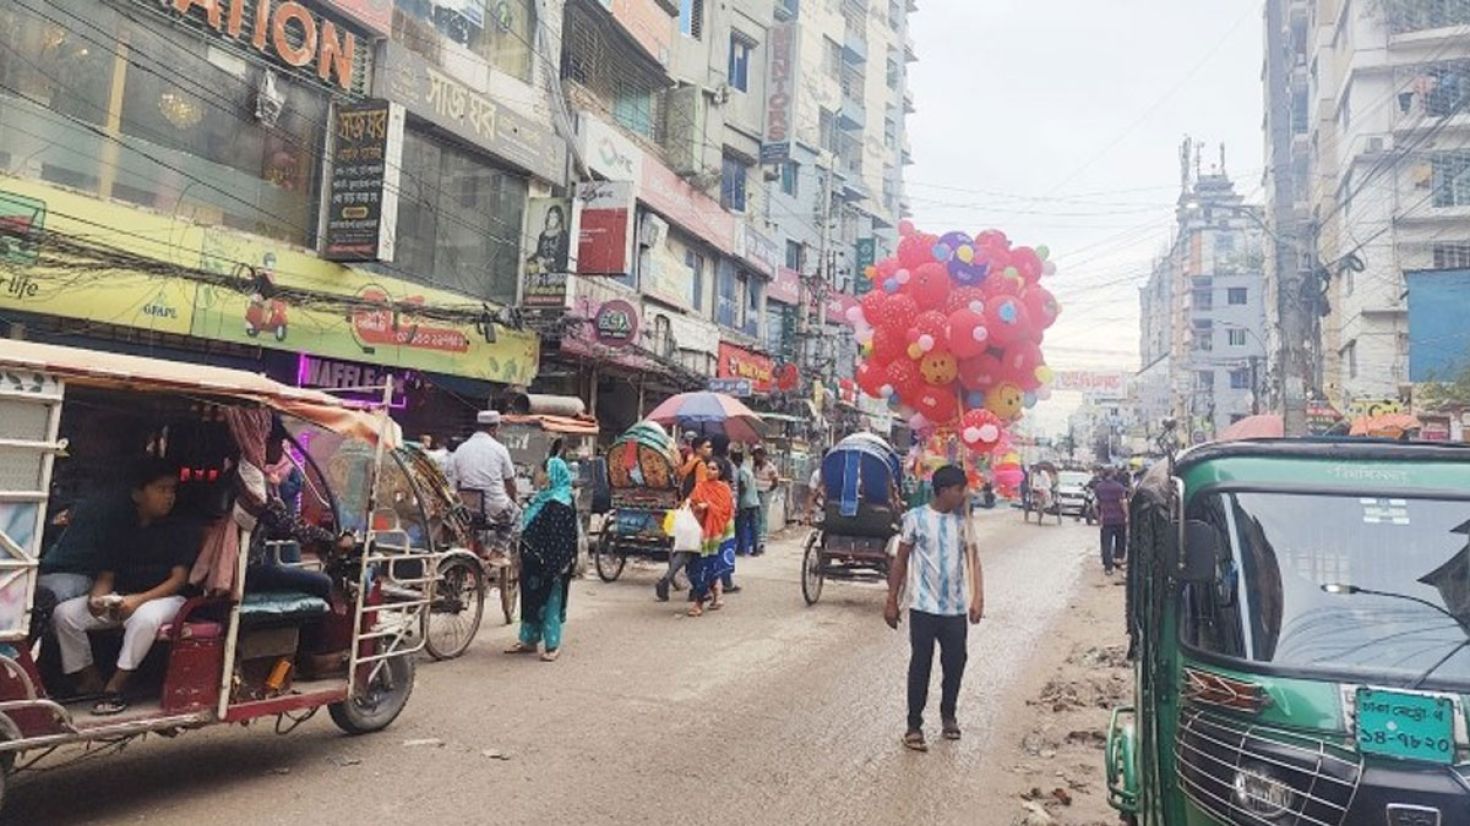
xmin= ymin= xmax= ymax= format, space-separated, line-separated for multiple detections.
xmin=1137 ymin=146 xmax=1268 ymax=441
xmin=1275 ymin=0 xmax=1470 ymax=407
xmin=0 ymin=0 xmax=560 ymax=436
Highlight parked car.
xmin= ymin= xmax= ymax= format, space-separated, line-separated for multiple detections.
xmin=1056 ymin=471 xmax=1094 ymax=520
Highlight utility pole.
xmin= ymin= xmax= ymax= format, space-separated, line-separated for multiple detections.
xmin=800 ymin=160 xmax=836 ymax=402
xmin=1250 ymin=355 xmax=1261 ymax=415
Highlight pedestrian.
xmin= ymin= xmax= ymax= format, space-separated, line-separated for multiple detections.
xmin=419 ymin=433 xmax=449 ymax=472
xmin=751 ymin=447 xmax=780 ymax=555
xmin=686 ymin=458 xmax=735 ymax=617
xmin=678 ymin=436 xmax=714 ymax=499
xmin=731 ymin=449 xmax=761 ymax=557
xmin=1094 ymin=469 xmax=1129 ymax=575
xmin=884 ymin=465 xmax=984 ymax=752
xmin=709 ymin=434 xmax=741 ymax=593
xmin=506 ymin=443 xmax=579 ymax=661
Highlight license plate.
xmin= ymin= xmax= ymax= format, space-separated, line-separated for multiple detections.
xmin=1355 ymin=688 xmax=1457 ymax=764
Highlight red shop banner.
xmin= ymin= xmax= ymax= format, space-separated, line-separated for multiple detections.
xmin=718 ymin=341 xmax=775 ymax=394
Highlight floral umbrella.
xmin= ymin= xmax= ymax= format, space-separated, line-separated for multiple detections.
xmin=646 ymin=392 xmax=767 ymax=443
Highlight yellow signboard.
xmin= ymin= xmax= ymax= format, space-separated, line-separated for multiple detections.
xmin=0 ymin=175 xmax=539 ymax=384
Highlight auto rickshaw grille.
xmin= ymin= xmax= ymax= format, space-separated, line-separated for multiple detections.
xmin=1175 ymin=706 xmax=1363 ymax=826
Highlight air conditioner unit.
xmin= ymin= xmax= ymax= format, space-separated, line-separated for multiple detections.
xmin=639 ymin=213 xmax=668 ymax=248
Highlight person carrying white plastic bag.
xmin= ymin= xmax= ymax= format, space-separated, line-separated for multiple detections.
xmin=655 ymin=502 xmax=703 ymax=602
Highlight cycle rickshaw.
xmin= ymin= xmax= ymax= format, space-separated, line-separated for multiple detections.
xmin=593 ymin=422 xmax=681 ymax=582
xmin=801 ymin=434 xmax=904 ymax=605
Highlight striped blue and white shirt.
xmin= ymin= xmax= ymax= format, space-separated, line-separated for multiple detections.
xmin=900 ymin=505 xmax=972 ymax=616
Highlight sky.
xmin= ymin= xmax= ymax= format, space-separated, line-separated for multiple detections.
xmin=905 ymin=0 xmax=1264 ymax=432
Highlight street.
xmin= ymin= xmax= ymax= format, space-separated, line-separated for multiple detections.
xmin=7 ymin=513 xmax=1124 ymax=826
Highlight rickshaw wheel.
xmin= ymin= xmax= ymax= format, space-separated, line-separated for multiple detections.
xmin=423 ymin=555 xmax=485 ymax=661
xmin=330 ymin=654 xmax=415 ymax=735
xmin=801 ymin=531 xmax=824 ymax=606
xmin=594 ymin=524 xmax=626 ymax=583
xmin=499 ymin=565 xmax=519 ymax=625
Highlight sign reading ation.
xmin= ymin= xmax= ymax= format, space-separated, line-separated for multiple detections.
xmin=167 ymin=0 xmax=364 ymax=92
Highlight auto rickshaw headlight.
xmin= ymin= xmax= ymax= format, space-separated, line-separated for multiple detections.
xmin=1232 ymin=761 xmax=1296 ymax=819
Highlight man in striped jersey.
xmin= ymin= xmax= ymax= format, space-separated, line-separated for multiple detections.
xmin=884 ymin=465 xmax=985 ymax=752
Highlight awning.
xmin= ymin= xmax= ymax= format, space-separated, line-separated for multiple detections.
xmin=0 ymin=339 xmax=395 ymax=446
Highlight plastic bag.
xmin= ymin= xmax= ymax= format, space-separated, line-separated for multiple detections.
xmin=671 ymin=504 xmax=703 ymax=553
xmin=662 ymin=509 xmax=676 ymax=535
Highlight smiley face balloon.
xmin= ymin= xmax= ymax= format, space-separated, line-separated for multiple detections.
xmin=984 ymin=381 xmax=1025 ymax=421
xmin=919 ymin=351 xmax=958 ymax=386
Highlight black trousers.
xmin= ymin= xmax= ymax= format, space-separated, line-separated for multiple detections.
xmin=907 ymin=609 xmax=968 ymax=730
xmin=1100 ymin=524 xmax=1126 ymax=571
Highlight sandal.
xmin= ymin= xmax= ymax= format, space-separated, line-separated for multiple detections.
xmin=92 ymin=693 xmax=128 ymax=716
xmin=540 ymin=649 xmax=561 ymax=662
xmin=687 ymin=604 xmax=704 ymax=617
xmin=902 ymin=730 xmax=928 ymax=752
xmin=942 ymin=719 xmax=962 ymax=741
xmin=504 ymin=642 xmax=538 ymax=655
xmin=709 ymin=599 xmax=725 ymax=611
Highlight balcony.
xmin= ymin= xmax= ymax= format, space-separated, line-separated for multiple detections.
xmin=843 ymin=23 xmax=868 ymax=64
xmin=1393 ymin=62 xmax=1470 ymax=135
xmin=840 ymin=74 xmax=867 ymax=130
xmin=1385 ymin=1 xmax=1470 ymax=37
xmin=903 ymin=86 xmax=915 ymax=113
xmin=904 ymin=33 xmax=917 ymax=62
xmin=907 ymin=0 xmax=917 ymax=11
xmin=901 ymin=134 xmax=913 ymax=165
xmin=774 ymin=0 xmax=799 ymax=20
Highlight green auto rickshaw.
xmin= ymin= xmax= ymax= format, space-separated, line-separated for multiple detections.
xmin=1107 ymin=438 xmax=1470 ymax=825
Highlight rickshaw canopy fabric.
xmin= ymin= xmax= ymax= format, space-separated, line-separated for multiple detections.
xmin=822 ymin=434 xmax=901 ymax=517
xmin=0 ymin=340 xmax=397 ymax=446
xmin=606 ymin=421 xmax=680 ymax=489
xmin=646 ymin=392 xmax=767 ymax=442
xmin=501 ymin=414 xmax=600 ymax=436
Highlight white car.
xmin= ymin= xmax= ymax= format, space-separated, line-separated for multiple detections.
xmin=1056 ymin=471 xmax=1093 ymax=520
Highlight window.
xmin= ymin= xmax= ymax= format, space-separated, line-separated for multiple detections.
xmin=388 ymin=129 xmax=528 ymax=303
xmin=819 ymin=108 xmax=838 ymax=153
xmin=779 ymin=161 xmax=799 ymax=196
xmin=716 ymin=262 xmax=741 ymax=329
xmin=824 ymin=37 xmax=843 ymax=82
xmin=392 ymin=0 xmax=536 ymax=83
xmin=1193 ymin=321 xmax=1214 ymax=352
xmin=728 ymin=35 xmax=753 ymax=93
xmin=745 ymin=276 xmax=763 ymax=338
xmin=785 ymin=240 xmax=804 ymax=271
xmin=614 ymin=88 xmax=656 ymax=138
xmin=686 ymin=249 xmax=706 ymax=311
xmin=1230 ymin=369 xmax=1251 ymax=390
xmin=884 ymin=117 xmax=898 ymax=149
xmin=721 ymin=154 xmax=749 ymax=212
xmin=1196 ymin=371 xmax=1215 ymax=390
xmin=1228 ymin=329 xmax=1248 ymax=347
xmin=887 ymin=56 xmax=901 ymax=90
xmin=1291 ymin=88 xmax=1309 ymax=134
xmin=1432 ymin=150 xmax=1470 ymax=207
xmin=1433 ymin=242 xmax=1470 ymax=268
xmin=0 ymin=0 xmax=328 ymax=246
xmin=765 ymin=302 xmax=786 ymax=357
xmin=888 ymin=0 xmax=902 ymax=28
xmin=1227 ymin=287 xmax=1248 ymax=305
xmin=1192 ymin=288 xmax=1213 ymax=311
xmin=679 ymin=0 xmax=704 ymax=39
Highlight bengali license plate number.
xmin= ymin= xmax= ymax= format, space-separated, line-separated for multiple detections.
xmin=1355 ymin=688 xmax=1456 ymax=764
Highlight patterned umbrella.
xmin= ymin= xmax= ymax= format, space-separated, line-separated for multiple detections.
xmin=646 ymin=392 xmax=767 ymax=443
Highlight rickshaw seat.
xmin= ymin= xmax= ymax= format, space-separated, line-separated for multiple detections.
xmin=156 ymin=619 xmax=224 ymax=641
xmin=238 ymin=591 xmax=331 ymax=626
xmin=822 ymin=501 xmax=898 ymax=539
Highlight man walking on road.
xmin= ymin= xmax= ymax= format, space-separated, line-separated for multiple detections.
xmin=751 ymin=448 xmax=780 ymax=555
xmin=1094 ymin=469 xmax=1129 ymax=575
xmin=884 ymin=465 xmax=984 ymax=752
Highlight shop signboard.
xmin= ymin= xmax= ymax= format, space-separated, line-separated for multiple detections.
xmin=718 ymin=341 xmax=775 ymax=394
xmin=769 ymin=266 xmax=801 ymax=305
xmin=1421 ymin=416 xmax=1452 ymax=441
xmin=0 ymin=190 xmax=45 ymax=266
xmin=641 ymin=156 xmax=736 ymax=255
xmin=1052 ymin=370 xmax=1130 ymax=397
xmin=323 ymin=99 xmax=404 ymax=263
xmin=854 ymin=238 xmax=876 ymax=296
xmin=522 ymin=196 xmax=573 ymax=308
xmin=736 ymin=221 xmax=780 ymax=278
xmin=161 ymin=0 xmax=366 ymax=92
xmin=593 ymin=299 xmax=639 ymax=348
xmin=577 ymin=181 xmax=635 ymax=276
xmin=578 ymin=113 xmax=644 ymax=182
xmin=761 ymin=20 xmax=799 ymax=164
xmin=376 ymin=43 xmax=567 ymax=183
xmin=595 ymin=0 xmax=675 ymax=66
xmin=710 ymin=377 xmax=753 ymax=397
xmin=823 ymin=291 xmax=858 ymax=326
xmin=640 ymin=236 xmax=690 ymax=308
xmin=296 ymin=354 xmax=409 ymax=407
xmin=1305 ymin=399 xmax=1341 ymax=435
xmin=319 ymin=0 xmax=392 ymax=36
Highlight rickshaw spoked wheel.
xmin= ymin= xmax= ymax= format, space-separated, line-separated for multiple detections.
xmin=801 ymin=530 xmax=824 ymax=606
xmin=499 ymin=564 xmax=519 ymax=625
xmin=423 ymin=555 xmax=486 ymax=661
xmin=594 ymin=522 xmax=626 ymax=583
xmin=329 ymin=654 xmax=415 ymax=735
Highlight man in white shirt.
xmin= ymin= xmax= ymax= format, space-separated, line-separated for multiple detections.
xmin=447 ymin=410 xmax=520 ymax=523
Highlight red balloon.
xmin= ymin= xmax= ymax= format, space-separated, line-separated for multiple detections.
xmin=909 ymin=262 xmax=951 ymax=311
xmin=984 ymin=295 xmax=1033 ymax=347
xmin=911 ymin=385 xmax=959 ymax=425
xmin=882 ymin=293 xmax=920 ymax=334
xmin=959 ymin=408 xmax=1004 ymax=451
xmin=913 ymin=310 xmax=948 ymax=345
xmin=871 ymin=326 xmax=907 ymax=363
xmin=1021 ymin=284 xmax=1060 ymax=331
xmin=946 ymin=308 xmax=990 ymax=359
xmin=944 ymin=286 xmax=986 ymax=314
xmin=1001 ymin=340 xmax=1045 ymax=389
xmin=860 ymin=290 xmax=887 ymax=325
xmin=884 ymin=359 xmax=923 ymax=398
xmin=897 ymin=234 xmax=933 ymax=269
xmin=982 ymin=269 xmax=1023 ymax=300
xmin=875 ymin=257 xmax=900 ymax=278
xmin=976 ymin=229 xmax=1009 ymax=251
xmin=856 ymin=361 xmax=886 ymax=398
xmin=957 ymin=353 xmax=1004 ymax=392
xmin=1011 ymin=246 xmax=1043 ymax=283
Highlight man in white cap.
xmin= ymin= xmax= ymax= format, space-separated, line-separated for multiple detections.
xmin=447 ymin=410 xmax=520 ymax=524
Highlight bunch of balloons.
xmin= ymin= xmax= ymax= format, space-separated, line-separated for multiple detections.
xmin=847 ymin=221 xmax=1061 ymax=455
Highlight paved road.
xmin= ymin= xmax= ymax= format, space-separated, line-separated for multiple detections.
xmin=6 ymin=510 xmax=1099 ymax=826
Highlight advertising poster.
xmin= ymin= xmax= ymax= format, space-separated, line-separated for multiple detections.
xmin=523 ymin=196 xmax=573 ymax=309
xmin=577 ymin=181 xmax=635 ymax=276
xmin=323 ymin=99 xmax=404 ymax=263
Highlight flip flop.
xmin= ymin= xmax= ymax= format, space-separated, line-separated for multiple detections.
xmin=92 ymin=693 xmax=128 ymax=716
xmin=902 ymin=730 xmax=928 ymax=752
xmin=504 ymin=642 xmax=538 ymax=655
xmin=540 ymin=649 xmax=561 ymax=662
xmin=942 ymin=719 xmax=962 ymax=741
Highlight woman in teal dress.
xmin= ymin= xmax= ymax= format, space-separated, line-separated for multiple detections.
xmin=506 ymin=448 xmax=579 ymax=661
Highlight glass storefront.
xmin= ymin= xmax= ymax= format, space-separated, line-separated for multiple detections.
xmin=393 ymin=0 xmax=536 ymax=83
xmin=0 ymin=0 xmax=329 ymax=246
xmin=383 ymin=126 xmax=527 ymax=304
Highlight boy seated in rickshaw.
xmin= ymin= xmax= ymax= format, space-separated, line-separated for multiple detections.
xmin=49 ymin=458 xmax=203 ymax=715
